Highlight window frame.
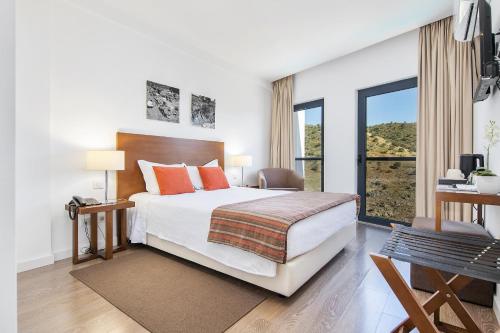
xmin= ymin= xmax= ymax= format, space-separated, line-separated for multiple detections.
xmin=293 ymin=98 xmax=325 ymax=192
xmin=357 ymin=77 xmax=418 ymax=227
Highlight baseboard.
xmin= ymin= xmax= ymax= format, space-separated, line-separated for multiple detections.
xmin=17 ymin=254 xmax=55 ymax=273
xmin=53 ymin=237 xmax=119 ymax=262
xmin=52 ymin=248 xmax=73 ymax=262
xmin=19 ymin=237 xmax=121 ymax=271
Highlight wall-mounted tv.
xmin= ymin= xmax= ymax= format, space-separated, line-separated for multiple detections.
xmin=454 ymin=0 xmax=499 ymax=102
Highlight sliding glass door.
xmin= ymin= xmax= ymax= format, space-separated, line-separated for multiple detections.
xmin=357 ymin=78 xmax=417 ymax=226
xmin=293 ymin=99 xmax=324 ymax=192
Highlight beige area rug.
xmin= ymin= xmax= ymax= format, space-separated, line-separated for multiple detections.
xmin=71 ymin=248 xmax=269 ymax=333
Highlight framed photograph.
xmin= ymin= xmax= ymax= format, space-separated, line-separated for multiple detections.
xmin=191 ymin=94 xmax=216 ymax=129
xmin=146 ymin=80 xmax=180 ymax=123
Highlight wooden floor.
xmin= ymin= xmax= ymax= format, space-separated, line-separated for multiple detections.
xmin=18 ymin=223 xmax=500 ymax=333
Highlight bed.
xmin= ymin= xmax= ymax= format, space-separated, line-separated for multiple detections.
xmin=117 ymin=132 xmax=357 ymax=296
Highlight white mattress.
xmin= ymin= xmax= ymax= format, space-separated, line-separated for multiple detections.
xmin=128 ymin=187 xmax=356 ymax=277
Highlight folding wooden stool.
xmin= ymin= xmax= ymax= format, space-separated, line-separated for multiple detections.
xmin=371 ymin=225 xmax=500 ymax=333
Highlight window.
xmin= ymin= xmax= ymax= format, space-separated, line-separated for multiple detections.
xmin=294 ymin=99 xmax=324 ymax=192
xmin=357 ymin=78 xmax=417 ymax=226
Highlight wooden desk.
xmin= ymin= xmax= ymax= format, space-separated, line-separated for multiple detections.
xmin=65 ymin=200 xmax=135 ymax=264
xmin=435 ymin=190 xmax=500 ymax=231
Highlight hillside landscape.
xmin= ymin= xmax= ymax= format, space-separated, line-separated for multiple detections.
xmin=301 ymin=121 xmax=416 ymax=224
xmin=367 ymin=122 xmax=416 ymax=157
xmin=302 ymin=124 xmax=321 ymax=191
xmin=366 ymin=122 xmax=416 ymax=223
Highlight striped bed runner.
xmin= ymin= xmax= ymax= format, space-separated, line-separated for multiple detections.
xmin=208 ymin=192 xmax=358 ymax=263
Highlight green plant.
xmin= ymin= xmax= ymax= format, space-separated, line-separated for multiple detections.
xmin=472 ymin=168 xmax=497 ymax=176
xmin=484 ymin=120 xmax=500 ymax=169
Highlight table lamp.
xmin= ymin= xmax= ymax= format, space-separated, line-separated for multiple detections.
xmin=230 ymin=155 xmax=253 ymax=186
xmin=86 ymin=150 xmax=125 ymax=203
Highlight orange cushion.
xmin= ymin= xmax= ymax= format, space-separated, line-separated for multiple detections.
xmin=152 ymin=166 xmax=195 ymax=195
xmin=197 ymin=166 xmax=230 ymax=191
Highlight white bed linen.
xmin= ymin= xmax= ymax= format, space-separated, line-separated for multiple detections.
xmin=128 ymin=187 xmax=356 ymax=277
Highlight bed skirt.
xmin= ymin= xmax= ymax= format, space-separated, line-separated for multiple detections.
xmin=146 ymin=221 xmax=356 ymax=297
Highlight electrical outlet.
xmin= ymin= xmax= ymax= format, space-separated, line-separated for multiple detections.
xmin=92 ymin=180 xmax=104 ymax=189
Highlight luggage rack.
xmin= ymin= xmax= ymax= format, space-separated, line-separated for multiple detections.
xmin=371 ymin=225 xmax=500 ymax=333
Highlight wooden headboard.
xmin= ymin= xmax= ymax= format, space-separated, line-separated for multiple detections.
xmin=116 ymin=132 xmax=224 ymax=199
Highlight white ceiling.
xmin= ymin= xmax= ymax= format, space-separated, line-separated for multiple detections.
xmin=67 ymin=0 xmax=454 ymax=82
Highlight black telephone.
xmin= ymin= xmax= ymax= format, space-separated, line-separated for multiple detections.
xmin=68 ymin=196 xmax=101 ymax=219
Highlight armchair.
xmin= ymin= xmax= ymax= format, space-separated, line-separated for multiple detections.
xmin=257 ymin=168 xmax=304 ymax=191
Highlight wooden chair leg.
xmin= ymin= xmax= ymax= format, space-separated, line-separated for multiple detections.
xmin=423 ymin=268 xmax=481 ymax=333
xmin=392 ymin=274 xmax=473 ymax=332
xmin=370 ymin=254 xmax=440 ymax=333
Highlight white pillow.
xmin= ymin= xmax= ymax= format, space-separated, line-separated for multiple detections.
xmin=138 ymin=160 xmax=185 ymax=194
xmin=204 ymin=159 xmax=218 ymax=167
xmin=186 ymin=159 xmax=220 ymax=190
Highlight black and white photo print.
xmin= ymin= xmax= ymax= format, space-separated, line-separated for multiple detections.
xmin=146 ymin=80 xmax=180 ymax=123
xmin=191 ymin=94 xmax=216 ymax=129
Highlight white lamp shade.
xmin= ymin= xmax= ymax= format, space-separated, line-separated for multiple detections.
xmin=230 ymin=155 xmax=253 ymax=167
xmin=86 ymin=150 xmax=125 ymax=171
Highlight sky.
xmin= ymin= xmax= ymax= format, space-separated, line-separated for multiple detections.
xmin=367 ymin=87 xmax=417 ymax=126
xmin=303 ymin=107 xmax=322 ymax=125
xmin=299 ymin=87 xmax=417 ymax=126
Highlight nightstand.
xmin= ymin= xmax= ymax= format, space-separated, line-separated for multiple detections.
xmin=65 ymin=200 xmax=135 ymax=264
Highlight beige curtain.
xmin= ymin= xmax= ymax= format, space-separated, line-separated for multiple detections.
xmin=416 ymin=16 xmax=478 ymax=221
xmin=270 ymin=75 xmax=294 ymax=169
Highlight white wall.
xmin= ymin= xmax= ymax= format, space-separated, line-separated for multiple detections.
xmin=294 ymin=30 xmax=418 ymax=193
xmin=12 ymin=0 xmax=272 ymax=264
xmin=294 ymin=15 xmax=500 ymax=314
xmin=0 ymin=0 xmax=17 ymax=330
xmin=16 ymin=0 xmax=54 ymax=272
xmin=472 ymin=0 xmax=500 ymax=317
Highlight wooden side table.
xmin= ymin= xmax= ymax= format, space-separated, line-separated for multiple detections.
xmin=65 ymin=200 xmax=135 ymax=264
xmin=435 ymin=190 xmax=500 ymax=231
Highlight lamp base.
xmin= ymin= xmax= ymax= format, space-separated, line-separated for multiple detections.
xmin=241 ymin=166 xmax=244 ymax=187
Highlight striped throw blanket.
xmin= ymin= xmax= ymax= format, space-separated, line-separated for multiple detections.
xmin=208 ymin=192 xmax=358 ymax=263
